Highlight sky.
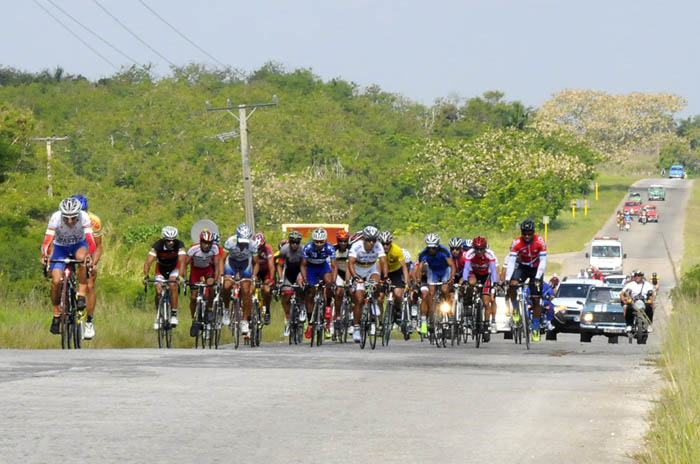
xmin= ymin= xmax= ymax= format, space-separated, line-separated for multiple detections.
xmin=4 ymin=0 xmax=700 ymax=116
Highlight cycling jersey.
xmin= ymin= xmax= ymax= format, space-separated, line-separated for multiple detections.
xmin=334 ymin=245 xmax=349 ymax=273
xmin=385 ymin=242 xmax=404 ymax=273
xmin=302 ymin=242 xmax=336 ymax=266
xmin=418 ymin=245 xmax=451 ymax=273
xmin=187 ymin=243 xmax=219 ymax=268
xmin=505 ymin=234 xmax=547 ymax=281
xmin=279 ymin=243 xmax=303 ymax=281
xmin=349 ymin=240 xmax=385 ymax=266
xmin=462 ymin=248 xmax=499 ymax=283
xmin=88 ymin=212 xmax=102 ymax=237
xmin=453 ymin=250 xmax=468 ymax=277
xmin=42 ymin=210 xmax=96 ymax=255
xmin=223 ymin=235 xmax=257 ymax=263
xmin=149 ymin=239 xmax=186 ymax=269
xmin=256 ymin=244 xmax=274 ymax=270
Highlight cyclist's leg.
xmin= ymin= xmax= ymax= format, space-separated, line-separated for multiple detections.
xmin=86 ymin=266 xmax=97 ymax=317
xmin=241 ymin=279 xmax=252 ymax=320
xmin=74 ymin=245 xmax=89 ymax=296
xmin=334 ymin=274 xmax=345 ymax=321
xmin=167 ymin=269 xmax=180 ymax=313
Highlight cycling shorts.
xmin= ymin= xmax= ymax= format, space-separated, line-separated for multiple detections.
xmin=427 ymin=267 xmax=450 ymax=285
xmin=256 ymin=268 xmax=273 ymax=283
xmin=353 ymin=263 xmax=380 ymax=292
xmin=335 ymin=268 xmax=347 ymax=287
xmin=387 ymin=268 xmax=405 ymax=288
xmin=473 ymin=272 xmax=492 ymax=294
xmin=190 ymin=265 xmax=214 ymax=284
xmin=155 ymin=264 xmax=179 ymax=283
xmin=225 ymin=259 xmax=252 ymax=279
xmin=49 ymin=241 xmax=88 ymax=271
xmin=282 ymin=273 xmax=303 ymax=295
xmin=511 ymin=264 xmax=541 ymax=297
xmin=306 ymin=262 xmax=331 ymax=286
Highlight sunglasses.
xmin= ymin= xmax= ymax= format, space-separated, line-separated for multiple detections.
xmin=337 ymin=239 xmax=348 ymax=243
xmin=450 ymin=247 xmax=460 ymax=251
xmin=474 ymin=247 xmax=486 ymax=252
xmin=313 ymin=240 xmax=325 ymax=245
xmin=290 ymin=240 xmax=301 ymax=245
xmin=365 ymin=238 xmax=377 ymax=243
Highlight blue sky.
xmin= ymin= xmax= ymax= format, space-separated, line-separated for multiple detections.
xmin=5 ymin=0 xmax=700 ymax=115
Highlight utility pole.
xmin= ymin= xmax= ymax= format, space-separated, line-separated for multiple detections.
xmin=30 ymin=136 xmax=68 ymax=198
xmin=205 ymin=96 xmax=278 ymax=233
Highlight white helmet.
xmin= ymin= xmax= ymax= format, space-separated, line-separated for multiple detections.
xmin=425 ymin=233 xmax=440 ymax=248
xmin=402 ymin=248 xmax=412 ymax=263
xmin=311 ymin=228 xmax=328 ymax=241
xmin=59 ymin=197 xmax=81 ymax=218
xmin=362 ymin=226 xmax=379 ymax=241
xmin=161 ymin=226 xmax=179 ymax=240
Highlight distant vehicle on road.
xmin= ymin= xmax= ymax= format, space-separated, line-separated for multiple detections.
xmin=647 ymin=184 xmax=665 ymax=201
xmin=641 ymin=204 xmax=658 ymax=223
xmin=628 ymin=192 xmax=642 ymax=203
xmin=623 ymin=200 xmax=642 ymax=216
xmin=551 ymin=278 xmax=605 ymax=334
xmin=603 ymin=274 xmax=626 ymax=285
xmin=586 ymin=236 xmax=625 ymax=275
xmin=669 ymin=165 xmax=686 ymax=179
xmin=579 ymin=285 xmax=626 ymax=343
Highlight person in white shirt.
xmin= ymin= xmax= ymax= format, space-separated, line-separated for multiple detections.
xmin=619 ymin=270 xmax=655 ymax=333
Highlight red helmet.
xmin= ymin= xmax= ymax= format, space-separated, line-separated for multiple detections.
xmin=200 ymin=230 xmax=214 ymax=242
xmin=253 ymin=233 xmax=266 ymax=247
xmin=336 ymin=230 xmax=349 ymax=241
xmin=472 ymin=236 xmax=487 ymax=249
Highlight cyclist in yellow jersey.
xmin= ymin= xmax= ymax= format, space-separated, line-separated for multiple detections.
xmin=72 ymin=195 xmax=102 ymax=340
xmin=378 ymin=231 xmax=410 ymax=321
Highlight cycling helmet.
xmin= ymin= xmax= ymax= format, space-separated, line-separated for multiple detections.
xmin=464 ymin=239 xmax=473 ymax=249
xmin=311 ymin=228 xmax=328 ymax=241
xmin=212 ymin=232 xmax=220 ymax=243
xmin=425 ymin=233 xmax=440 ymax=247
xmin=72 ymin=194 xmax=89 ymax=211
xmin=236 ymin=223 xmax=252 ymax=239
xmin=253 ymin=233 xmax=266 ymax=248
xmin=362 ymin=226 xmax=379 ymax=241
xmin=520 ymin=219 xmax=536 ymax=233
xmin=378 ymin=231 xmax=393 ymax=244
xmin=161 ymin=226 xmax=179 ymax=240
xmin=472 ymin=236 xmax=487 ymax=249
xmin=200 ymin=230 xmax=214 ymax=242
xmin=402 ymin=248 xmax=412 ymax=263
xmin=350 ymin=230 xmax=363 ymax=245
xmin=448 ymin=237 xmax=463 ymax=249
xmin=336 ymin=230 xmax=349 ymax=241
xmin=633 ymin=270 xmax=645 ymax=277
xmin=288 ymin=230 xmax=303 ymax=243
xmin=278 ymin=239 xmax=288 ymax=250
xmin=652 ymin=272 xmax=658 ymax=278
xmin=59 ymin=197 xmax=81 ymax=218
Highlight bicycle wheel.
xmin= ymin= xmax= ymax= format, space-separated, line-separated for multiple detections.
xmin=310 ymin=304 xmax=318 ymax=347
xmin=369 ymin=302 xmax=379 ymax=350
xmin=232 ymin=300 xmax=241 ymax=349
xmin=475 ymin=299 xmax=483 ymax=349
xmin=213 ymin=300 xmax=222 ymax=349
xmin=360 ymin=306 xmax=368 ymax=349
xmin=382 ymin=304 xmax=393 ymax=347
xmin=523 ymin=300 xmax=531 ymax=350
xmin=157 ymin=297 xmax=166 ymax=349
xmin=254 ymin=304 xmax=263 ymax=347
xmin=74 ymin=316 xmax=83 ymax=349
xmin=249 ymin=301 xmax=259 ymax=349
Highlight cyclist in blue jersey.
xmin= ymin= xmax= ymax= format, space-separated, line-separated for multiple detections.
xmin=526 ymin=280 xmax=556 ymax=331
xmin=301 ymin=228 xmax=337 ymax=339
xmin=415 ymin=233 xmax=455 ymax=335
xmin=222 ymin=223 xmax=259 ymax=335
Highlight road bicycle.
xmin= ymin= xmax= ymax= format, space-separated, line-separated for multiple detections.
xmin=509 ymin=283 xmax=531 ymax=350
xmin=430 ymin=281 xmax=453 ymax=348
xmin=144 ymin=278 xmax=180 ymax=348
xmin=334 ymin=284 xmax=353 ymax=343
xmin=227 ymin=277 xmax=254 ymax=350
xmin=46 ymin=257 xmax=88 ymax=349
xmin=286 ymin=283 xmax=305 ymax=345
xmin=308 ymin=282 xmax=327 ymax=347
xmin=246 ymin=280 xmax=263 ymax=348
xmin=381 ymin=283 xmax=396 ymax=347
xmin=189 ymin=280 xmax=215 ymax=349
xmin=359 ymin=279 xmax=381 ymax=350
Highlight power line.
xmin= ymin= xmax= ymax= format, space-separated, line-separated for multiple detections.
xmin=137 ymin=0 xmax=226 ymax=68
xmin=45 ymin=0 xmax=140 ymax=66
xmin=92 ymin=0 xmax=176 ymax=67
xmin=32 ymin=0 xmax=118 ymax=69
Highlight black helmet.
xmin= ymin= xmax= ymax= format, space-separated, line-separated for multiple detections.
xmin=520 ymin=219 xmax=535 ymax=233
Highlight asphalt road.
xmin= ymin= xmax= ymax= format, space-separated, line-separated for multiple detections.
xmin=0 ymin=178 xmax=692 ymax=464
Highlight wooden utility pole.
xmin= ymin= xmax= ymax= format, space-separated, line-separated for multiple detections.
xmin=30 ymin=136 xmax=68 ymax=198
xmin=205 ymin=96 xmax=278 ymax=233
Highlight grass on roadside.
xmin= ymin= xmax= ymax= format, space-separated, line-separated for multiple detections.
xmin=681 ymin=179 xmax=700 ymax=273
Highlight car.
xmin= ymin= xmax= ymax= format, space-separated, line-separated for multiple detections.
xmin=647 ymin=185 xmax=665 ymax=201
xmin=579 ymin=285 xmax=626 ymax=343
xmin=628 ymin=192 xmax=642 ymax=203
xmin=669 ymin=165 xmax=685 ymax=179
xmin=603 ymin=274 xmax=626 ymax=285
xmin=641 ymin=204 xmax=658 ymax=223
xmin=551 ymin=279 xmax=606 ymax=334
xmin=623 ymin=200 xmax=642 ymax=216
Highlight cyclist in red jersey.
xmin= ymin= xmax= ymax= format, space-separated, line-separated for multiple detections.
xmin=253 ymin=233 xmax=276 ymax=325
xmin=505 ymin=219 xmax=547 ymax=342
xmin=448 ymin=237 xmax=468 ymax=282
xmin=462 ymin=236 xmax=500 ymax=339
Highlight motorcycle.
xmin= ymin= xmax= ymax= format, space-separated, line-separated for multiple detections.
xmin=624 ymin=220 xmax=631 ymax=232
xmin=639 ymin=214 xmax=647 ymax=225
xmin=625 ymin=291 xmax=653 ymax=345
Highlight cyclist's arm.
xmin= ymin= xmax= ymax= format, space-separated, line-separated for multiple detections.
xmin=379 ymin=256 xmax=388 ymax=280
xmin=41 ymin=228 xmax=55 ymax=257
xmin=251 ymin=255 xmax=259 ymax=279
xmin=447 ymin=257 xmax=456 ymax=281
xmin=91 ymin=235 xmax=103 ymax=266
xmin=214 ymin=253 xmax=224 ymax=281
xmin=177 ymin=252 xmax=187 ymax=278
xmin=276 ymin=257 xmax=285 ymax=283
xmin=400 ymin=259 xmax=409 ymax=287
xmin=330 ymin=258 xmax=337 ymax=283
xmin=462 ymin=261 xmax=472 ymax=282
xmin=266 ymin=255 xmax=275 ymax=283
xmin=505 ymin=253 xmax=517 ymax=281
xmin=143 ymin=252 xmax=156 ymax=276
xmin=489 ymin=260 xmax=499 ymax=284
xmin=347 ymin=256 xmax=357 ymax=279
xmin=300 ymin=258 xmax=308 ymax=282
xmin=535 ymin=252 xmax=547 ymax=280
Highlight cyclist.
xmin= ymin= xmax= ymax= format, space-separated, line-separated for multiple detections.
xmin=333 ymin=230 xmax=351 ymax=332
xmin=347 ymin=226 xmax=387 ymax=343
xmin=620 ymin=270 xmax=655 ymax=333
xmin=415 ymin=233 xmax=456 ymax=336
xmin=222 ymin=224 xmax=258 ymax=336
xmin=505 ymin=219 xmax=547 ymax=342
xmin=462 ymin=236 xmax=500 ymax=337
xmin=143 ymin=226 xmax=186 ymax=329
xmin=378 ymin=231 xmax=411 ymax=323
xmin=253 ymin=233 xmax=275 ymax=325
xmin=185 ymin=229 xmax=223 ymax=337
xmin=300 ymin=228 xmax=337 ymax=339
xmin=448 ymin=237 xmax=467 ymax=283
xmin=41 ymin=197 xmax=96 ymax=335
xmin=277 ymin=231 xmax=304 ymax=337
xmin=650 ymin=272 xmax=660 ymax=292
xmin=71 ymin=194 xmax=101 ymax=339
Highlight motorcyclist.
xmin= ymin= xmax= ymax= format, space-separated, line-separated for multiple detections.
xmin=619 ymin=270 xmax=655 ymax=333
xmin=639 ymin=207 xmax=648 ymax=224
xmin=525 ymin=281 xmax=556 ymax=331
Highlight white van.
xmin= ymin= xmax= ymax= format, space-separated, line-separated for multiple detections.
xmin=585 ymin=237 xmax=625 ymax=275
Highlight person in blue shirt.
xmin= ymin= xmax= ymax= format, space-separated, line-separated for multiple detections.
xmin=526 ymin=281 xmax=555 ymax=331
xmin=415 ymin=233 xmax=456 ymax=335
xmin=301 ymin=228 xmax=337 ymax=338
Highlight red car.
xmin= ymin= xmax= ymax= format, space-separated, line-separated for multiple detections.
xmin=623 ymin=200 xmax=642 ymax=216
xmin=641 ymin=204 xmax=658 ymax=223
